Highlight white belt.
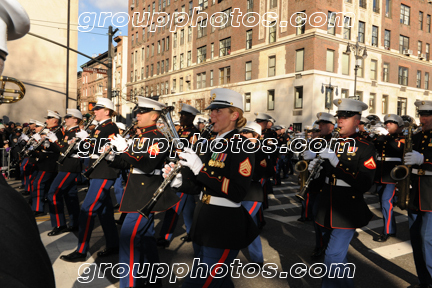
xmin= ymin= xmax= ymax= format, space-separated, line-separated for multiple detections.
xmin=70 ymin=154 xmax=80 ymax=158
xmin=199 ymin=192 xmax=241 ymax=208
xmin=377 ymin=157 xmax=402 ymax=162
xmin=325 ymin=177 xmax=351 ymax=187
xmin=90 ymin=154 xmax=100 ymax=159
xmin=131 ymin=167 xmax=161 ymax=175
xmin=412 ymin=168 xmax=432 ymax=176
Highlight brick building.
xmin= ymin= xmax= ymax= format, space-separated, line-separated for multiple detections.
xmin=127 ymin=0 xmax=432 ymax=129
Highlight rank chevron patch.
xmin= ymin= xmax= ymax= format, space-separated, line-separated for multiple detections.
xmin=364 ymin=156 xmax=376 ymax=169
xmin=239 ymin=158 xmax=252 ymax=177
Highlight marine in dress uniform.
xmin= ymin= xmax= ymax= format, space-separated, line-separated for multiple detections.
xmin=166 ymin=88 xmax=259 ymax=287
xmin=372 ymin=114 xmax=405 ymax=242
xmin=60 ymin=98 xmax=120 ymax=262
xmin=406 ymin=100 xmax=432 ymax=288
xmin=113 ymin=121 xmax=127 ymax=207
xmin=30 ymin=111 xmax=64 ymax=216
xmin=108 ymin=96 xmax=179 ymax=288
xmin=19 ymin=119 xmax=37 ymax=195
xmin=157 ymin=103 xmax=201 ymax=247
xmin=308 ymin=98 xmax=376 ymax=288
xmin=46 ymin=109 xmax=84 ymax=236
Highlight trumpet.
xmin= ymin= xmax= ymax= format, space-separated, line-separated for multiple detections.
xmin=138 ymin=108 xmax=214 ymax=219
xmin=18 ymin=124 xmax=48 ymax=158
xmin=57 ymin=114 xmax=96 ymax=165
xmin=0 ymin=76 xmax=26 ymax=104
xmin=82 ymin=120 xmax=137 ymax=179
xmin=295 ymin=129 xmax=309 ymax=189
xmin=23 ymin=121 xmax=65 ymax=158
xmin=296 ymin=128 xmax=341 ymax=201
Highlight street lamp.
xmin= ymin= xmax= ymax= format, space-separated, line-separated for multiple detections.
xmin=112 ymin=88 xmax=120 ymax=121
xmin=345 ymin=39 xmax=368 ymax=99
xmin=321 ymin=77 xmax=338 ymax=112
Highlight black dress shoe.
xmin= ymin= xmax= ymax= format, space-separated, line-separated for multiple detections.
xmin=297 ymin=217 xmax=306 ymax=222
xmin=311 ymin=246 xmax=326 ymax=259
xmin=180 ymin=234 xmax=192 ymax=242
xmin=97 ymin=246 xmax=119 ymax=257
xmin=48 ymin=225 xmax=67 ymax=236
xmin=66 ymin=226 xmax=79 ymax=232
xmin=374 ymin=233 xmax=396 ymax=242
xmin=156 ymin=237 xmax=170 ymax=248
xmin=34 ymin=211 xmax=46 ymax=217
xmin=60 ymin=251 xmax=87 ymax=262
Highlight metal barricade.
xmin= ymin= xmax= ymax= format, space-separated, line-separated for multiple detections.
xmin=0 ymin=148 xmax=12 ymax=179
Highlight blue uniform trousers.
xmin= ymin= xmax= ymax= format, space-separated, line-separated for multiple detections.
xmin=21 ymin=157 xmax=35 ymax=192
xmin=159 ymin=192 xmax=195 ymax=241
xmin=47 ymin=172 xmax=80 ymax=228
xmin=31 ymin=171 xmax=56 ymax=212
xmin=320 ymin=227 xmax=356 ymax=288
xmin=182 ymin=243 xmax=239 ymax=288
xmin=76 ymin=178 xmax=119 ymax=254
xmin=114 ymin=172 xmax=125 ymax=204
xmin=409 ymin=211 xmax=432 ymax=286
xmin=118 ymin=212 xmax=158 ymax=288
xmin=377 ymin=184 xmax=397 ymax=235
xmin=242 ymin=201 xmax=264 ymax=263
xmin=275 ymin=155 xmax=288 ymax=184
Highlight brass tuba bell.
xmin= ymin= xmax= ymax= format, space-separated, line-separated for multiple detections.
xmin=0 ymin=76 xmax=26 ymax=104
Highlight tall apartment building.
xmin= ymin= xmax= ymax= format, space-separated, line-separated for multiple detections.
xmin=127 ymin=0 xmax=432 ymax=129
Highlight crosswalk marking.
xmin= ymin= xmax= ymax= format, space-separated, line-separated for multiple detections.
xmin=357 ymin=215 xmax=408 ymax=233
xmin=370 ymin=240 xmax=412 ymax=259
xmin=266 ymin=201 xmax=382 ymax=213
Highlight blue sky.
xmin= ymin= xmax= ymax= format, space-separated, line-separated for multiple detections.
xmin=77 ymin=0 xmax=129 ymax=71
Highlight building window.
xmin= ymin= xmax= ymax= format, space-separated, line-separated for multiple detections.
xmin=151 ymin=44 xmax=154 ymax=56
xmin=420 ymin=11 xmax=424 ymax=30
xmin=383 ymin=63 xmax=389 ymax=82
xmin=426 ymin=44 xmax=430 ymax=61
xmin=157 ymin=84 xmax=160 ymax=95
xmin=418 ymin=41 xmax=423 ymax=57
xmin=341 ymin=89 xmax=349 ymax=98
xmin=398 ymin=66 xmax=408 ymax=86
xmin=370 ymin=60 xmax=377 ymax=80
xmin=211 ymin=43 xmax=214 ymax=59
xmin=197 ymin=72 xmax=206 ymax=89
xmin=189 ymin=1 xmax=193 ymax=16
xmin=219 ymin=66 xmax=230 ymax=84
xmin=219 ymin=37 xmax=231 ymax=56
xmin=326 ymin=50 xmax=334 ymax=72
xmin=187 ymin=51 xmax=191 ymax=66
xmin=372 ymin=26 xmax=378 ymax=47
xmin=385 ymin=0 xmax=391 ymax=18
xmin=197 ymin=19 xmax=207 ymax=38
xmin=417 ymin=71 xmax=422 ymax=88
xmin=426 ymin=72 xmax=429 ymax=90
xmin=165 ymin=81 xmax=168 ymax=94
xmin=373 ymin=0 xmax=379 ymax=12
xmin=325 ymin=87 xmax=333 ymax=110
xmin=166 ymin=36 xmax=169 ymax=50
xmin=296 ymin=11 xmax=306 ymax=35
xmin=161 ymin=60 xmax=164 ymax=73
xmin=173 ymin=56 xmax=177 ymax=70
xmin=384 ymin=30 xmax=391 ymax=49
xmin=354 ymin=91 xmax=363 ymax=101
xmin=295 ymin=49 xmax=304 ymax=72
xmin=246 ymin=30 xmax=253 ymax=49
xmin=400 ymin=4 xmax=410 ymax=25
xmin=358 ymin=21 xmax=365 ymax=43
xmin=357 ymin=58 xmax=364 ymax=78
xmin=428 ymin=15 xmax=431 ymax=33
xmin=342 ymin=53 xmax=350 ymax=75
xmin=359 ymin=0 xmax=366 ymax=8
xmin=179 ymin=77 xmax=183 ymax=92
xmin=180 ymin=29 xmax=184 ymax=45
xmin=269 ymin=0 xmax=277 ymax=9
xmin=399 ymin=35 xmax=409 ymax=54
xmin=369 ymin=93 xmax=376 ymax=113
xmin=198 ymin=0 xmax=208 ymax=10
xmin=294 ymin=87 xmax=303 ymax=109
xmin=397 ymin=97 xmax=407 ymax=115
xmin=382 ymin=95 xmax=388 ymax=114
xmin=221 ymin=8 xmax=232 ymax=29
xmin=269 ymin=22 xmax=276 ymax=43
xmin=180 ymin=53 xmax=184 ymax=69
xmin=245 ymin=93 xmax=251 ymax=112
xmin=188 ymin=26 xmax=192 ymax=42
xmin=268 ymin=90 xmax=275 ymax=110
xmin=157 ymin=62 xmax=160 ymax=74
xmin=268 ymin=56 xmax=276 ymax=77
xmin=245 ymin=61 xmax=252 ymax=80
xmin=328 ymin=12 xmax=336 ymax=35
xmin=210 ymin=70 xmax=213 ymax=86
xmin=197 ymin=46 xmax=206 ymax=63
xmin=247 ymin=0 xmax=253 ymax=14
xmin=146 ymin=66 xmax=149 ymax=78
xmin=165 ymin=59 xmax=169 ymax=72
xmin=343 ymin=17 xmax=351 ymax=40
xmin=174 ymin=32 xmax=177 ymax=48
xmin=173 ymin=79 xmax=176 ymax=91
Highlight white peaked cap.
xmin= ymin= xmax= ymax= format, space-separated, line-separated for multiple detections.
xmin=34 ymin=120 xmax=45 ymax=127
xmin=116 ymin=122 xmax=126 ymax=131
xmin=180 ymin=103 xmax=200 ymax=115
xmin=316 ymin=112 xmax=336 ymax=125
xmin=254 ymin=112 xmax=273 ymax=121
xmin=206 ymin=88 xmax=243 ymax=110
xmin=333 ymin=98 xmax=368 ymax=116
xmin=136 ymin=96 xmax=166 ymax=111
xmin=384 ymin=114 xmax=404 ymax=126
xmin=415 ymin=100 xmax=432 ymax=114
xmin=65 ymin=108 xmax=83 ymax=119
xmin=45 ymin=110 xmax=61 ymax=119
xmin=94 ymin=98 xmax=115 ymax=111
xmin=0 ymin=0 xmax=30 ymax=57
xmin=242 ymin=121 xmax=262 ymax=135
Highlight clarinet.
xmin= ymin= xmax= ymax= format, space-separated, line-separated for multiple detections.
xmin=23 ymin=121 xmax=65 ymax=158
xmin=18 ymin=124 xmax=47 ymax=158
xmin=57 ymin=115 xmax=96 ymax=164
xmin=137 ymin=123 xmax=214 ymax=219
xmin=82 ymin=120 xmax=137 ymax=179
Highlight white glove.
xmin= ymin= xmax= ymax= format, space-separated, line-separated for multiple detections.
xmin=105 ymin=152 xmax=115 ymax=161
xmin=19 ymin=134 xmax=29 ymax=142
xmin=320 ymin=148 xmax=339 ymax=167
xmin=32 ymin=133 xmax=41 ymax=141
xmin=303 ymin=150 xmax=316 ymax=160
xmin=162 ymin=163 xmax=183 ymax=188
xmin=46 ymin=132 xmax=58 ymax=142
xmin=308 ymin=158 xmax=320 ymax=172
xmin=43 ymin=140 xmax=50 ymax=148
xmin=75 ymin=130 xmax=89 ymax=140
xmin=110 ymin=134 xmax=129 ymax=152
xmin=314 ymin=166 xmax=323 ymax=179
xmin=178 ymin=147 xmax=203 ymax=175
xmin=375 ymin=127 xmax=389 ymax=135
xmin=404 ymin=151 xmax=424 ymax=166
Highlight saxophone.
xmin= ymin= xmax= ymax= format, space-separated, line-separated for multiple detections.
xmin=295 ymin=129 xmax=309 ymax=190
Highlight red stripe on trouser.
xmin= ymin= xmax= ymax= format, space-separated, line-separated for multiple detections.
xmin=129 ymin=214 xmax=143 ymax=287
xmin=305 ymin=192 xmax=310 ymax=218
xmin=78 ymin=179 xmax=108 ymax=253
xmin=165 ymin=193 xmax=184 ymax=240
xmin=53 ymin=172 xmax=71 ymax=227
xmin=203 ymin=249 xmax=230 ymax=288
xmin=36 ymin=172 xmax=46 ymax=211
xmin=23 ymin=160 xmax=29 ymax=187
xmin=386 ymin=187 xmax=396 ymax=234
xmin=248 ymin=202 xmax=258 ymax=215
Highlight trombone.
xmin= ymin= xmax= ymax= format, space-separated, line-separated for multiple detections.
xmin=0 ymin=76 xmax=26 ymax=104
